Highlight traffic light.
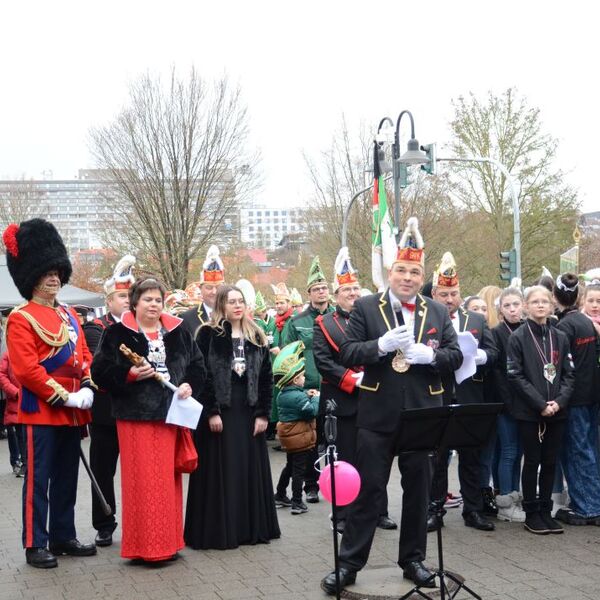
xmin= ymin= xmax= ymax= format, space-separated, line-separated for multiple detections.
xmin=398 ymin=163 xmax=412 ymax=188
xmin=499 ymin=249 xmax=517 ymax=282
xmin=420 ymin=143 xmax=437 ymax=175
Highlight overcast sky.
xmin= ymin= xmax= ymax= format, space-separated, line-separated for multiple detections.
xmin=1 ymin=1 xmax=597 ymax=212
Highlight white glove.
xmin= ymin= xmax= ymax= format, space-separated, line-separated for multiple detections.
xmin=78 ymin=387 xmax=94 ymax=409
xmin=475 ymin=349 xmax=488 ymax=366
xmin=351 ymin=372 xmax=364 ymax=387
xmin=405 ymin=343 xmax=435 ymax=365
xmin=378 ymin=326 xmax=414 ymax=354
xmin=64 ymin=388 xmax=94 ymax=409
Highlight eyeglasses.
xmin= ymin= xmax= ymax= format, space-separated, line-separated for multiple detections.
xmin=226 ymin=299 xmax=246 ymax=306
xmin=310 ymin=285 xmax=329 ymax=293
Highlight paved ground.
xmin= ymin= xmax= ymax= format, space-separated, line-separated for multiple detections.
xmin=1 ymin=438 xmax=600 ymax=600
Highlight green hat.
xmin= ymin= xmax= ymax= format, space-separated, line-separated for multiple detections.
xmin=307 ymin=256 xmax=327 ymax=291
xmin=290 ymin=287 xmax=303 ymax=307
xmin=254 ymin=290 xmax=267 ymax=314
xmin=273 ymin=341 xmax=305 ymax=389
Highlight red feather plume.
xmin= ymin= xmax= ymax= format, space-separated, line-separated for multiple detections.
xmin=2 ymin=223 xmax=20 ymax=257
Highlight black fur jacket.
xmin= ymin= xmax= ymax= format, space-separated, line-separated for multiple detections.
xmin=197 ymin=320 xmax=273 ymax=418
xmin=91 ymin=312 xmax=206 ymax=421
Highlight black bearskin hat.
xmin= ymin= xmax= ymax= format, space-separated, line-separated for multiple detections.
xmin=2 ymin=219 xmax=72 ymax=300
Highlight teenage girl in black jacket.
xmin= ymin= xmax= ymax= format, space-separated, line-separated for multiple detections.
xmin=507 ymin=285 xmax=574 ymax=534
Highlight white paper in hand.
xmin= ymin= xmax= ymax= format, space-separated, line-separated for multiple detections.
xmin=166 ymin=391 xmax=203 ymax=430
xmin=455 ymin=331 xmax=478 ymax=385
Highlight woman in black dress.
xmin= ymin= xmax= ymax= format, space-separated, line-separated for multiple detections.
xmin=184 ymin=285 xmax=280 ymax=549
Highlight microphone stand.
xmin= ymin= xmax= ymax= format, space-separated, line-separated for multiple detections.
xmin=324 ymin=399 xmax=341 ymax=600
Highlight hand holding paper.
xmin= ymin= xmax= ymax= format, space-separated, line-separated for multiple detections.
xmin=166 ymin=390 xmax=203 ymax=430
xmin=455 ymin=331 xmax=478 ymax=384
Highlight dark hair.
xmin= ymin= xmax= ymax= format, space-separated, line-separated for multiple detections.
xmin=536 ymin=275 xmax=554 ymax=292
xmin=464 ymin=295 xmax=481 ymax=311
xmin=129 ymin=276 xmax=167 ymax=313
xmin=553 ymin=273 xmax=579 ymax=308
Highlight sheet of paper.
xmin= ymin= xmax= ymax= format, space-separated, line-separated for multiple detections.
xmin=455 ymin=331 xmax=478 ymax=385
xmin=166 ymin=391 xmax=203 ymax=429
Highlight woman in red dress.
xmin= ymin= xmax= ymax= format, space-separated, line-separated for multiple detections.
xmin=92 ymin=276 xmax=205 ymax=562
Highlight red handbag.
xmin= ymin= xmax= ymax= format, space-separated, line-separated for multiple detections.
xmin=175 ymin=427 xmax=198 ymax=473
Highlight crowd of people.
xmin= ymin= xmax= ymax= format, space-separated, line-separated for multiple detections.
xmin=1 ymin=216 xmax=599 ymax=597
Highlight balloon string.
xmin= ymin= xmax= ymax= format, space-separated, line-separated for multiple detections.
xmin=314 ymin=445 xmax=337 ymax=472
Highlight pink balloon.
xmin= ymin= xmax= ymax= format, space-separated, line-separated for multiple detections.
xmin=318 ymin=461 xmax=361 ymax=506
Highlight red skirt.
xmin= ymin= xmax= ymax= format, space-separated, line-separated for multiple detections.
xmin=117 ymin=420 xmax=184 ymax=561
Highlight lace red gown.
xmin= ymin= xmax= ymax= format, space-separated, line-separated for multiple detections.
xmin=117 ymin=420 xmax=184 ymax=561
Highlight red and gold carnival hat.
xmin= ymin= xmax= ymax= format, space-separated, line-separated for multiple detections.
xmin=433 ymin=252 xmax=459 ymax=288
xmin=395 ymin=217 xmax=425 ymax=268
xmin=104 ymin=255 xmax=136 ymax=296
xmin=200 ymin=245 xmax=225 ymax=285
xmin=333 ymin=246 xmax=359 ymax=293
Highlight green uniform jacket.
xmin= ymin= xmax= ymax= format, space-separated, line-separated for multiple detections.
xmin=277 ymin=385 xmax=320 ymax=422
xmin=281 ymin=304 xmax=334 ymax=390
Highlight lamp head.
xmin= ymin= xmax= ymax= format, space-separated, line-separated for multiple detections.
xmin=398 ymin=137 xmax=429 ymax=165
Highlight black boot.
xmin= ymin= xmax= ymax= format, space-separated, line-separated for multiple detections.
xmin=539 ymin=500 xmax=564 ymax=534
xmin=481 ymin=487 xmax=498 ymax=516
xmin=522 ymin=500 xmax=550 ymax=535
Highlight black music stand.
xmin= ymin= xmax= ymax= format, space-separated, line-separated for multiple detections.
xmin=395 ymin=403 xmax=503 ymax=600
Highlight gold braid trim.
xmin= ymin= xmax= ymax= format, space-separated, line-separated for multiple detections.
xmin=46 ymin=378 xmax=69 ymax=402
xmin=15 ymin=309 xmax=70 ymax=348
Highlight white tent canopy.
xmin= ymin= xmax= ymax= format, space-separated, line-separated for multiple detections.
xmin=0 ymin=255 xmax=104 ymax=311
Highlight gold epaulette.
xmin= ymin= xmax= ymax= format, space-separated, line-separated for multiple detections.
xmin=12 ymin=306 xmax=70 ymax=348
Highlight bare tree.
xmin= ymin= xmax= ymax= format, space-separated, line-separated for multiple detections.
xmin=448 ymin=88 xmax=579 ymax=283
xmin=0 ymin=178 xmax=51 ymax=230
xmin=89 ymin=67 xmax=260 ymax=289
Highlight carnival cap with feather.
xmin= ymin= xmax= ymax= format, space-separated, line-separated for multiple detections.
xmin=164 ymin=289 xmax=192 ymax=316
xmin=395 ymin=217 xmax=425 ymax=268
xmin=104 ymin=254 xmax=136 ymax=296
xmin=332 ymin=246 xmax=359 ymax=293
xmin=290 ymin=288 xmax=303 ymax=307
xmin=2 ymin=218 xmax=72 ymax=300
xmin=200 ymin=245 xmax=225 ymax=285
xmin=254 ymin=291 xmax=267 ymax=315
xmin=433 ymin=252 xmax=459 ymax=288
xmin=306 ymin=256 xmax=327 ymax=292
xmin=236 ymin=278 xmax=256 ymax=311
xmin=272 ymin=341 xmax=305 ymax=389
xmin=271 ymin=282 xmax=291 ymax=302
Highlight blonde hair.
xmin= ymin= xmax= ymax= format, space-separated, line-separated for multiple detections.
xmin=524 ymin=285 xmax=553 ymax=303
xmin=210 ymin=285 xmax=268 ymax=347
xmin=477 ymin=285 xmax=502 ymax=327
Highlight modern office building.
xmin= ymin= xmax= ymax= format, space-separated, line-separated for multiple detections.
xmin=240 ymin=206 xmax=305 ymax=249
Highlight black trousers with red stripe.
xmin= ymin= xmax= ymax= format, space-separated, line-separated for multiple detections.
xmin=23 ymin=425 xmax=81 ymax=549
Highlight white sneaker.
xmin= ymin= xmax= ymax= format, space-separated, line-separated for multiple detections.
xmin=495 ymin=494 xmax=526 ymax=522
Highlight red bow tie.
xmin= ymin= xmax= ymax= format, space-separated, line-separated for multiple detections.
xmin=402 ymin=302 xmax=416 ymax=312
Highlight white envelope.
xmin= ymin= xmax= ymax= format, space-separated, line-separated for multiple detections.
xmin=165 ymin=391 xmax=203 ymax=430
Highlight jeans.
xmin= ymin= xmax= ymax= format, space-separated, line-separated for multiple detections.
xmin=479 ymin=434 xmax=499 ymax=489
xmin=519 ymin=420 xmax=565 ymax=503
xmin=496 ymin=414 xmax=522 ymax=495
xmin=7 ymin=425 xmax=26 ymax=468
xmin=277 ymin=450 xmax=310 ymax=502
xmin=561 ymin=405 xmax=600 ymax=517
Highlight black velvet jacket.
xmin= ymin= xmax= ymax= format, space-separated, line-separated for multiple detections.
xmin=196 ymin=320 xmax=273 ymax=418
xmin=91 ymin=312 xmax=206 ymax=421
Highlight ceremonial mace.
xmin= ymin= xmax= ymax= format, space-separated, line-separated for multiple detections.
xmin=80 ymin=448 xmax=112 ymax=516
xmin=119 ymin=344 xmax=179 ymax=393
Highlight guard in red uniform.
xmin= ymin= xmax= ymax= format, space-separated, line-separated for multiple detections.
xmin=3 ymin=219 xmax=97 ymax=568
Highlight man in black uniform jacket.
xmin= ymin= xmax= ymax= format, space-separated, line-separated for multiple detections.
xmin=321 ymin=218 xmax=462 ymax=594
xmin=314 ymin=247 xmax=397 ymax=533
xmin=83 ymin=255 xmax=135 ymax=547
xmin=429 ymin=252 xmax=498 ymax=532
xmin=180 ymin=245 xmax=224 ymax=338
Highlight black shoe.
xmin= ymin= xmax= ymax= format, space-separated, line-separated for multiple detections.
xmin=427 ymin=513 xmax=444 ymax=532
xmin=272 ymin=444 xmax=284 ymax=452
xmin=402 ymin=561 xmax=436 ymax=588
xmin=26 ymin=547 xmax=58 ymax=569
xmin=291 ymin=500 xmax=308 ymax=514
xmin=481 ymin=487 xmax=499 ymax=516
xmin=305 ymin=490 xmax=319 ymax=503
xmin=554 ymin=508 xmax=587 ymax=526
xmin=274 ymin=493 xmax=292 ymax=508
xmin=49 ymin=539 xmax=97 ymax=556
xmin=321 ymin=567 xmax=357 ymax=595
xmin=463 ymin=511 xmax=495 ymax=531
xmin=95 ymin=530 xmax=113 ymax=547
xmin=524 ymin=513 xmax=550 ymax=535
xmin=377 ymin=515 xmax=398 ymax=530
xmin=539 ymin=500 xmax=563 ymax=534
